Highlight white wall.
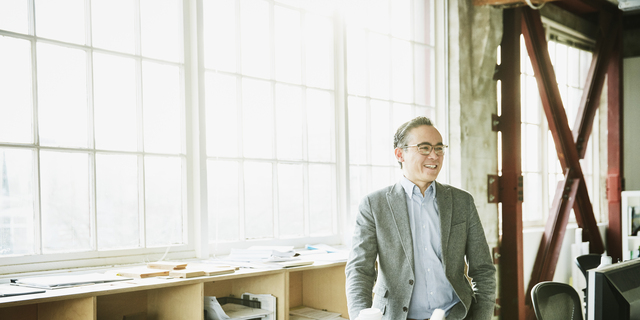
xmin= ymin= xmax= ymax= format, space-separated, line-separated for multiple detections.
xmin=623 ymin=57 xmax=640 ymax=191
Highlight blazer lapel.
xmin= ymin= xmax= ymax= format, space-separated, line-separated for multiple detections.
xmin=386 ymin=182 xmax=414 ymax=270
xmin=436 ymin=181 xmax=453 ymax=262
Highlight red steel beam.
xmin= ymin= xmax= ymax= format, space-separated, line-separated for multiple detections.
xmin=573 ymin=13 xmax=621 ymax=159
xmin=498 ymin=8 xmax=526 ymax=320
xmin=526 ymin=173 xmax=580 ymax=296
xmin=607 ymin=14 xmax=623 ymax=262
xmin=520 ymin=8 xmax=605 ymax=318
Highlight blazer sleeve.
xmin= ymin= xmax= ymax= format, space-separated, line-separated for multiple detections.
xmin=464 ymin=198 xmax=497 ymax=320
xmin=345 ymin=195 xmax=379 ymax=320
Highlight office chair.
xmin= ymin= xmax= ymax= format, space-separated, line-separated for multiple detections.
xmin=531 ymin=281 xmax=584 ymax=320
xmin=574 ymin=253 xmax=601 ymax=318
xmin=575 ymin=253 xmax=601 ymax=278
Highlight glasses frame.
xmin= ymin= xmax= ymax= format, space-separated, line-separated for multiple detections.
xmin=402 ymin=144 xmax=448 ymax=156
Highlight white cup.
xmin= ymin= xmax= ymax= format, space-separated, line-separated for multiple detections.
xmin=356 ymin=307 xmax=382 ymax=320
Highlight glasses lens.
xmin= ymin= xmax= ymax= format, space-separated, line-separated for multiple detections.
xmin=434 ymin=146 xmax=446 ymax=155
xmin=418 ymin=145 xmax=432 ymax=155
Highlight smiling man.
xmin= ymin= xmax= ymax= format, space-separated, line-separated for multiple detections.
xmin=345 ymin=116 xmax=496 ymax=320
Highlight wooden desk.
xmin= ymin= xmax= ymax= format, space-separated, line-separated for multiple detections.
xmin=0 ymin=261 xmax=348 ymax=320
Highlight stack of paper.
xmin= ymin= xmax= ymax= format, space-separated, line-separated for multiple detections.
xmin=289 ymin=306 xmax=345 ymax=320
xmin=13 ymin=273 xmax=132 ymax=289
xmin=227 ymin=246 xmax=298 ymax=262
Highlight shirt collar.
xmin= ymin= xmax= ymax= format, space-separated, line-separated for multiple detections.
xmin=400 ymin=176 xmax=437 ymax=199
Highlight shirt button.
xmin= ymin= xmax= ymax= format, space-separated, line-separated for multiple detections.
xmin=428 ymin=268 xmax=431 ymax=272
xmin=403 ymin=307 xmax=408 ymax=312
xmin=409 ymin=279 xmax=414 ymax=285
xmin=430 ymin=292 xmax=433 ymax=295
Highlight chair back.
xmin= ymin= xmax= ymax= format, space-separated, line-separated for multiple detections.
xmin=575 ymin=253 xmax=601 ymax=279
xmin=531 ymin=281 xmax=584 ymax=320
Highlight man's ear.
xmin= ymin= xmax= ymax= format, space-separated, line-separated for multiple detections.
xmin=394 ymin=147 xmax=404 ymax=163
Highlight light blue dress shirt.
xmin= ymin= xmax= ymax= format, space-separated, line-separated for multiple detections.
xmin=400 ymin=176 xmax=460 ymax=319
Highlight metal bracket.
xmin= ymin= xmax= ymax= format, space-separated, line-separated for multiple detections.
xmin=488 ymin=174 xmax=500 ymax=203
xmin=492 ymin=247 xmax=501 ymax=264
xmin=492 ymin=114 xmax=501 ymax=132
xmin=518 ymin=175 xmax=524 ymax=202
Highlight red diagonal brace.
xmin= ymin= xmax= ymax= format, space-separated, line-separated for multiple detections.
xmin=573 ymin=13 xmax=621 ymax=159
xmin=527 ymin=173 xmax=580 ymax=298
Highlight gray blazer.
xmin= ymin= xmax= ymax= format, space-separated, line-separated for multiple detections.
xmin=345 ymin=181 xmax=496 ymax=320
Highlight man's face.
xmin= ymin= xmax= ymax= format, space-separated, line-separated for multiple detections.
xmin=395 ymin=125 xmax=444 ymax=190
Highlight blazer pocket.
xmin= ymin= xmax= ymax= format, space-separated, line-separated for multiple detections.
xmin=372 ymin=284 xmax=389 ymax=311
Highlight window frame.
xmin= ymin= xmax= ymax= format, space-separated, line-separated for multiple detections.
xmin=0 ymin=0 xmax=446 ymax=275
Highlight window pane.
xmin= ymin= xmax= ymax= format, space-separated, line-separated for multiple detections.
xmin=144 ymin=156 xmax=183 ymax=247
xmin=522 ymin=123 xmax=540 ymax=172
xmin=522 ymin=173 xmax=542 ymax=222
xmin=0 ymin=37 xmax=33 ymax=144
xmin=206 ymin=73 xmax=239 ymax=157
xmin=368 ymin=33 xmax=390 ymax=100
xmin=305 ymin=14 xmax=333 ymax=89
xmin=348 ymin=96 xmax=367 ymax=165
xmin=414 ymin=45 xmax=431 ymax=106
xmin=276 ymin=84 xmax=303 ymax=160
xmin=140 ymin=0 xmax=182 ymax=62
xmin=35 ymin=0 xmax=86 ymax=44
xmin=275 ymin=6 xmax=301 ymax=84
xmin=371 ymin=100 xmax=391 ymax=166
xmin=40 ymin=150 xmax=91 ymax=253
xmin=392 ymin=38 xmax=413 ymax=103
xmin=309 ymin=164 xmax=333 ymax=235
xmin=203 ymin=0 xmax=236 ymax=71
xmin=93 ymin=52 xmax=138 ymax=151
xmin=91 ymin=0 xmax=135 ymax=54
xmin=143 ymin=61 xmax=182 ymax=154
xmin=242 ymin=78 xmax=273 ymax=159
xmin=208 ymin=160 xmax=240 ymax=242
xmin=306 ymin=89 xmax=333 ymax=162
xmin=349 ymin=166 xmax=369 ymax=221
xmin=96 ymin=153 xmax=139 ymax=250
xmin=37 ymin=43 xmax=88 ymax=148
xmin=413 ymin=0 xmax=431 ymax=45
xmin=0 ymin=0 xmax=28 ymax=34
xmin=0 ymin=148 xmax=35 ymax=256
xmin=391 ymin=0 xmax=411 ymax=40
xmin=567 ymin=46 xmax=580 ymax=88
xmin=522 ymin=74 xmax=541 ymax=124
xmin=278 ymin=163 xmax=304 ymax=237
xmin=366 ymin=0 xmax=389 ymax=34
xmin=372 ymin=166 xmax=394 ymax=193
xmin=241 ymin=0 xmax=270 ymax=79
xmin=346 ymin=26 xmax=367 ymax=96
xmin=554 ymin=43 xmax=567 ymax=86
xmin=244 ymin=161 xmax=273 ymax=239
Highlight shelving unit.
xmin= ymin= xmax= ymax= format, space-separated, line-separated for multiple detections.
xmin=0 ymin=261 xmax=348 ymax=320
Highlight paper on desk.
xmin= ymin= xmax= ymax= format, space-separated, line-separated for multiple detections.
xmin=289 ymin=306 xmax=342 ymax=320
xmin=14 ymin=273 xmax=132 ymax=289
xmin=0 ymin=284 xmax=45 ymax=297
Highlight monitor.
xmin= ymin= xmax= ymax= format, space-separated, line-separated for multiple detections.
xmin=587 ymin=258 xmax=640 ymax=320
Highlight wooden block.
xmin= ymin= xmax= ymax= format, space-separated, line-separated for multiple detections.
xmin=116 ymin=267 xmax=170 ymax=278
xmin=169 ymin=270 xmax=206 ymax=278
xmin=147 ymin=261 xmax=188 ymax=270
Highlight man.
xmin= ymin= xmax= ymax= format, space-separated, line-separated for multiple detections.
xmin=345 ymin=116 xmax=496 ymax=320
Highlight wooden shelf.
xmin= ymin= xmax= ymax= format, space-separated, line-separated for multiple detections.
xmin=0 ymin=261 xmax=347 ymax=320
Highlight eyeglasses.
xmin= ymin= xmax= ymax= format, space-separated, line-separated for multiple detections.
xmin=402 ymin=144 xmax=448 ymax=156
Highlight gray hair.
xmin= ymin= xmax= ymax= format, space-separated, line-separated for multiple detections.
xmin=393 ymin=116 xmax=434 ymax=168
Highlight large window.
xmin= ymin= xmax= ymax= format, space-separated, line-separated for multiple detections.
xmin=519 ymin=25 xmax=599 ymax=227
xmin=0 ymin=0 xmax=440 ymax=272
